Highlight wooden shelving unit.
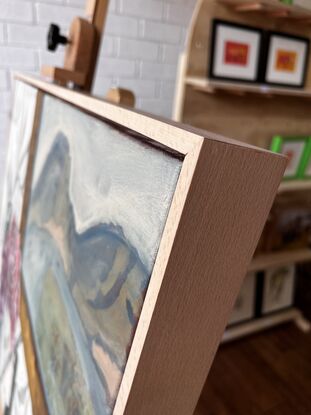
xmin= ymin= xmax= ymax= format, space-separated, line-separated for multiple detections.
xmin=220 ymin=0 xmax=311 ymax=20
xmin=249 ymin=248 xmax=311 ymax=271
xmin=186 ymin=76 xmax=311 ymax=99
xmin=222 ymin=307 xmax=309 ymax=343
xmin=278 ymin=179 xmax=311 ymax=193
xmin=174 ymin=0 xmax=311 ymax=341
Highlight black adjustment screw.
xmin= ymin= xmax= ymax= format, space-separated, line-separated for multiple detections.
xmin=47 ymin=23 xmax=69 ymax=51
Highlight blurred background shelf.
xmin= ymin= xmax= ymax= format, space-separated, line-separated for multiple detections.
xmin=278 ymin=180 xmax=311 ymax=193
xmin=186 ymin=77 xmax=311 ymax=100
xmin=249 ymin=248 xmax=311 ymax=271
xmin=219 ymin=0 xmax=311 ymax=21
xmin=222 ymin=307 xmax=304 ymax=343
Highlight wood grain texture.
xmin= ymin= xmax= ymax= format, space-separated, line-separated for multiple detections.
xmin=85 ymin=0 xmax=110 ymax=91
xmin=19 ymin=91 xmax=49 ymax=415
xmin=16 ymin=76 xmax=286 ymax=415
xmin=117 ymin=135 xmax=286 ymax=415
xmin=105 ymin=87 xmax=136 ymax=108
xmin=40 ymin=66 xmax=86 ymax=86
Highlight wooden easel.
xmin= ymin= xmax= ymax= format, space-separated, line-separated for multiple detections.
xmin=41 ymin=0 xmax=135 ymax=107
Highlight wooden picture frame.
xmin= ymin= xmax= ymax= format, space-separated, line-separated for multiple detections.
xmin=2 ymin=74 xmax=286 ymax=415
xmin=264 ymin=31 xmax=310 ymax=88
xmin=208 ymin=19 xmax=263 ymax=84
xmin=228 ymin=271 xmax=257 ymax=326
xmin=270 ymin=135 xmax=309 ymax=179
xmin=262 ymin=265 xmax=296 ymax=314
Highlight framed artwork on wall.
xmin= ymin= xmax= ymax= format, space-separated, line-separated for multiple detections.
xmin=209 ymin=19 xmax=263 ymax=83
xmin=0 ymin=74 xmax=285 ymax=415
xmin=270 ymin=135 xmax=309 ymax=179
xmin=262 ymin=265 xmax=296 ymax=314
xmin=228 ymin=272 xmax=256 ymax=326
xmin=264 ymin=32 xmax=309 ymax=88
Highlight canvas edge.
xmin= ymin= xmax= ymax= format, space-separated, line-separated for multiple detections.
xmin=19 ymin=90 xmax=50 ymax=415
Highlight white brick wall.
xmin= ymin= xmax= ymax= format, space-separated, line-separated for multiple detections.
xmin=0 ymin=0 xmax=196 ymax=195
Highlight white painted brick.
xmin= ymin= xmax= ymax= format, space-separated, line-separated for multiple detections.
xmin=118 ymin=78 xmax=156 ymax=98
xmin=38 ymin=50 xmax=64 ymax=67
xmin=92 ymin=76 xmax=118 ymax=97
xmin=120 ymin=0 xmax=163 ymax=20
xmin=138 ymin=98 xmax=172 ymax=118
xmin=162 ymin=44 xmax=181 ymax=64
xmin=65 ymin=0 xmax=85 ymax=5
xmin=0 ymin=1 xmax=33 ymax=23
xmin=0 ymin=47 xmax=37 ymax=69
xmin=141 ymin=62 xmax=176 ymax=80
xmin=96 ymin=58 xmax=136 ymax=77
xmin=99 ymin=36 xmax=117 ymax=57
xmin=142 ymin=20 xmax=181 ymax=44
xmin=7 ymin=24 xmax=46 ymax=47
xmin=119 ymin=38 xmax=158 ymax=61
xmin=105 ymin=14 xmax=138 ymax=38
xmin=36 ymin=4 xmax=83 ymax=25
xmin=0 ymin=24 xmax=4 ymax=43
xmin=166 ymin=3 xmax=194 ymax=25
xmin=0 ymin=71 xmax=8 ymax=90
xmin=160 ymin=80 xmax=176 ymax=99
xmin=0 ymin=91 xmax=11 ymax=114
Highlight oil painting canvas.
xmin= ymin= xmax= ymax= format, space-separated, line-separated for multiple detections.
xmin=0 ymin=81 xmax=37 ymax=415
xmin=22 ymin=94 xmax=182 ymax=415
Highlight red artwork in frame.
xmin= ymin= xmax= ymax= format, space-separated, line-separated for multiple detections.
xmin=224 ymin=41 xmax=249 ymax=66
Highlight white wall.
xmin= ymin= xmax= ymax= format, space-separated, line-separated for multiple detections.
xmin=0 ymin=0 xmax=196 ymax=196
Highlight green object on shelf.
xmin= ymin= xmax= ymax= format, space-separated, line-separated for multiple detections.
xmin=299 ymin=137 xmax=311 ymax=179
xmin=270 ymin=135 xmax=309 ymax=180
xmin=279 ymin=0 xmax=293 ymax=4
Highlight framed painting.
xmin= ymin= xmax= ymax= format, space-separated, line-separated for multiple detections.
xmin=208 ymin=20 xmax=263 ymax=83
xmin=263 ymin=31 xmax=309 ymax=88
xmin=5 ymin=75 xmax=285 ymax=415
xmin=262 ymin=265 xmax=296 ymax=314
xmin=228 ymin=272 xmax=256 ymax=326
xmin=0 ymin=80 xmax=40 ymax=415
xmin=270 ymin=135 xmax=308 ymax=179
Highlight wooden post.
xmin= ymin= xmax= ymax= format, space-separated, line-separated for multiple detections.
xmin=84 ymin=0 xmax=110 ymax=91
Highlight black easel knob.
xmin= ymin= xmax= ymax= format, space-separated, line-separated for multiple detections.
xmin=47 ymin=23 xmax=69 ymax=52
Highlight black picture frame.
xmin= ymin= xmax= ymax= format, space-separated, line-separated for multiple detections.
xmin=208 ymin=19 xmax=264 ymax=84
xmin=263 ymin=31 xmax=310 ymax=89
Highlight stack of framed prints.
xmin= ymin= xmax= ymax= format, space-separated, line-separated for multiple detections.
xmin=209 ymin=19 xmax=310 ymax=88
xmin=229 ymin=272 xmax=256 ymax=325
xmin=262 ymin=265 xmax=296 ymax=314
xmin=270 ymin=135 xmax=311 ymax=179
xmin=229 ymin=265 xmax=296 ymax=327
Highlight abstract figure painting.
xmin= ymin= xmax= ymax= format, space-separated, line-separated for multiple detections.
xmin=22 ymin=94 xmax=182 ymax=415
xmin=3 ymin=75 xmax=285 ymax=415
xmin=0 ymin=81 xmax=37 ymax=415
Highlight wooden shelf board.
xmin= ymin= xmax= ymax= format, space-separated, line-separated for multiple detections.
xmin=219 ymin=0 xmax=311 ymax=20
xmin=249 ymin=248 xmax=311 ymax=271
xmin=278 ymin=180 xmax=311 ymax=193
xmin=222 ymin=307 xmax=302 ymax=343
xmin=186 ymin=77 xmax=311 ymax=99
